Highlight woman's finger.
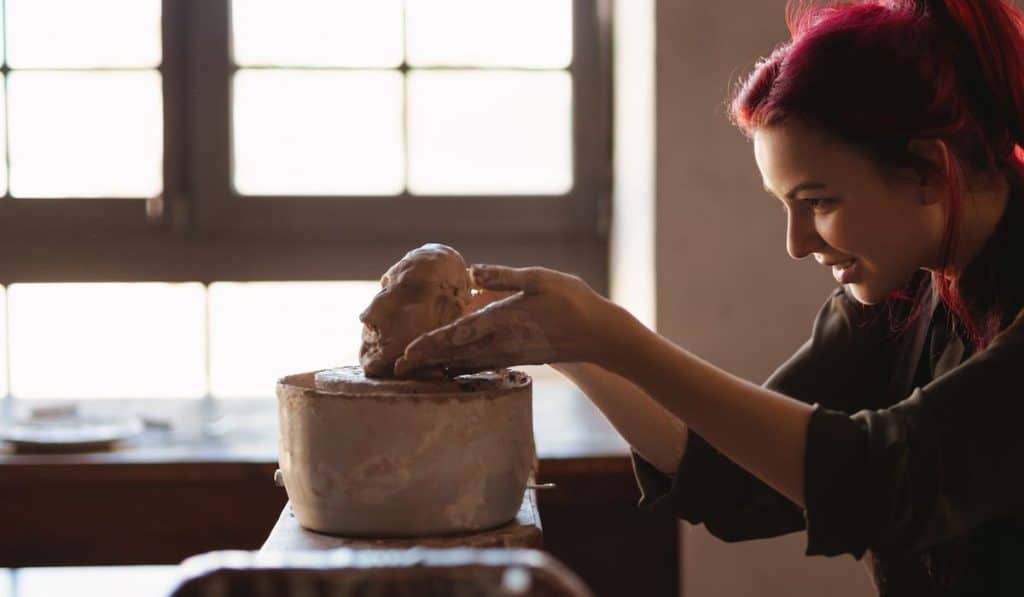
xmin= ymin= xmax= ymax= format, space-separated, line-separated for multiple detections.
xmin=394 ymin=335 xmax=489 ymax=377
xmin=467 ymin=287 xmax=518 ymax=312
xmin=395 ymin=314 xmax=491 ymax=376
xmin=402 ymin=293 xmax=522 ymax=368
xmin=395 ymin=330 xmax=449 ymax=375
xmin=470 ymin=265 xmax=548 ymax=293
xmin=393 ymin=353 xmax=435 ymax=378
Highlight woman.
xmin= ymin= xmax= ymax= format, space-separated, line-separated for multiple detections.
xmin=397 ymin=0 xmax=1024 ymax=594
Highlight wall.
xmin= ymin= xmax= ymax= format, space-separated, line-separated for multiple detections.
xmin=611 ymin=0 xmax=655 ymax=328
xmin=653 ymin=1 xmax=875 ymax=596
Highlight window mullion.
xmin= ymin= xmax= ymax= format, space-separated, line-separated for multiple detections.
xmin=189 ymin=0 xmax=233 ymax=233
xmin=161 ymin=0 xmax=193 ymax=235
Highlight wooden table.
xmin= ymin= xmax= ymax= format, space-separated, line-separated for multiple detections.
xmin=262 ymin=490 xmax=542 ymax=551
xmin=0 ymin=378 xmax=678 ymax=596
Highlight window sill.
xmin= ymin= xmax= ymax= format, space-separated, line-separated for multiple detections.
xmin=0 ymin=376 xmax=629 ymax=468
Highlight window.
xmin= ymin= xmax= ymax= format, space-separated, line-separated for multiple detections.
xmin=0 ymin=0 xmax=611 ymax=403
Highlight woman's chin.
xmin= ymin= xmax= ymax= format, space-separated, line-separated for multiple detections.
xmin=844 ymin=282 xmax=888 ymax=306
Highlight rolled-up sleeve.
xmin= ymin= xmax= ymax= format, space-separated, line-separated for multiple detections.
xmin=633 ymin=431 xmax=808 ymax=540
xmin=804 ymin=309 xmax=1024 ymax=558
xmin=632 ymin=286 xmax=898 ymax=541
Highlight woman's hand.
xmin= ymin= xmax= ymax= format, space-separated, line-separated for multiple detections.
xmin=394 ymin=264 xmax=623 ymax=377
xmin=464 ymin=270 xmax=516 ymax=313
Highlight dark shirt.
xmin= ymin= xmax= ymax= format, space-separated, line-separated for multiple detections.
xmin=633 ymin=194 xmax=1024 ymax=595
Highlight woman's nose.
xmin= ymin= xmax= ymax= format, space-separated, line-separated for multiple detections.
xmin=786 ymin=209 xmax=824 ymax=260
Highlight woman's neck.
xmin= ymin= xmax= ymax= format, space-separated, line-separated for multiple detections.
xmin=943 ymin=171 xmax=1011 ymax=278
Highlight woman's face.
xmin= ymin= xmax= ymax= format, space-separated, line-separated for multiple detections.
xmin=753 ymin=120 xmax=947 ymax=304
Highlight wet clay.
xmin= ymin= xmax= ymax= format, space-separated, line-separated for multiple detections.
xmin=359 ymin=244 xmax=472 ymax=378
xmin=275 ymin=244 xmax=536 ymax=538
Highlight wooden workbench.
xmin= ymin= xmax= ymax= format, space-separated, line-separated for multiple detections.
xmin=0 ymin=379 xmax=678 ymax=597
xmin=261 ymin=490 xmax=542 ymax=551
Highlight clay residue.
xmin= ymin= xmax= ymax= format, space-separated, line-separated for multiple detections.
xmin=359 ymin=243 xmax=472 ymax=378
xmin=312 ymin=366 xmax=526 ymax=397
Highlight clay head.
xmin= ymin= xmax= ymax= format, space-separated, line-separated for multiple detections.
xmin=359 ymin=243 xmax=472 ymax=378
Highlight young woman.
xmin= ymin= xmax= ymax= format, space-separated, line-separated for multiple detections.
xmin=396 ymin=0 xmax=1024 ymax=594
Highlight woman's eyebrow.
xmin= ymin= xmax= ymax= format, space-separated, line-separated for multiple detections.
xmin=761 ymin=181 xmax=828 ymax=199
xmin=783 ymin=181 xmax=827 ymax=199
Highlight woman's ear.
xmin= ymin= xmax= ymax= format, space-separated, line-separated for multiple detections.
xmin=907 ymin=138 xmax=951 ymax=205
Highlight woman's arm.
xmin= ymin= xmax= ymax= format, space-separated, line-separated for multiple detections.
xmin=464 ymin=283 xmax=688 ymax=474
xmin=551 ymin=362 xmax=688 ymax=475
xmin=605 ymin=305 xmax=814 ymax=507
xmin=398 ymin=265 xmax=815 ymax=507
xmin=400 ymin=264 xmax=1024 ymax=557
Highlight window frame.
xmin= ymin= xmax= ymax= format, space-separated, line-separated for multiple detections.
xmin=0 ymin=0 xmax=612 ymax=290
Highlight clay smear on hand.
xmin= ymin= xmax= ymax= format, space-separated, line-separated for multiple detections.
xmin=400 ymin=300 xmax=558 ymax=377
xmin=358 ymin=243 xmax=472 ymax=378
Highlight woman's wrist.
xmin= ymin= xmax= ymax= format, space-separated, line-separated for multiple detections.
xmin=589 ymin=300 xmax=650 ymax=373
xmin=550 ymin=361 xmax=597 ymax=382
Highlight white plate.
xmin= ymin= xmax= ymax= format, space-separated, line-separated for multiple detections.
xmin=0 ymin=416 xmax=144 ymax=453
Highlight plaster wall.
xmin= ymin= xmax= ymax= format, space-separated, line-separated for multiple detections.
xmin=652 ymin=1 xmax=875 ymax=595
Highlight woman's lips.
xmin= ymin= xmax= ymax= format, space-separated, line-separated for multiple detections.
xmin=832 ymin=258 xmax=857 ymax=284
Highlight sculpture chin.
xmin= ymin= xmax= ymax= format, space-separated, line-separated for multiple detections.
xmin=360 ymin=324 xmax=424 ymax=378
xmin=358 ymin=324 xmax=391 ymax=377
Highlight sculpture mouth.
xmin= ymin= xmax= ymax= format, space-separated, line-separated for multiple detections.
xmin=362 ymin=323 xmax=381 ymax=343
xmin=360 ymin=324 xmax=384 ymax=360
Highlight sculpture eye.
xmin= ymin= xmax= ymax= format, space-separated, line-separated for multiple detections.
xmin=401 ymin=284 xmax=430 ymax=301
xmin=434 ymin=293 xmax=463 ymax=323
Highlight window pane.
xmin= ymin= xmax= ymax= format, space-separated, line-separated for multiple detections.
xmin=6 ymin=0 xmax=161 ymax=68
xmin=233 ymin=70 xmax=403 ymax=195
xmin=408 ymin=71 xmax=573 ymax=195
xmin=8 ymin=284 xmax=206 ymax=399
xmin=406 ymin=0 xmax=573 ymax=68
xmin=8 ymin=71 xmax=163 ymax=198
xmin=0 ymin=288 xmax=7 ymax=399
xmin=232 ymin=0 xmax=402 ymax=67
xmin=209 ymin=281 xmax=379 ymax=398
xmin=0 ymin=83 xmax=8 ymax=196
xmin=13 ymin=567 xmax=181 ymax=597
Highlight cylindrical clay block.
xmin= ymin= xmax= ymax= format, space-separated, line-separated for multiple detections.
xmin=277 ymin=366 xmax=535 ymax=537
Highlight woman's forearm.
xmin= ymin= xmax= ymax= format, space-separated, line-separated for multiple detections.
xmin=603 ymin=306 xmax=814 ymax=507
xmin=552 ymin=362 xmax=688 ymax=475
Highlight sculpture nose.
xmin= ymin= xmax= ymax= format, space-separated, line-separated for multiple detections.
xmin=360 ymin=287 xmax=393 ymax=323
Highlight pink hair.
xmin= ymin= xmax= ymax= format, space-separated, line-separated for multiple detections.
xmin=731 ymin=0 xmax=1024 ymax=348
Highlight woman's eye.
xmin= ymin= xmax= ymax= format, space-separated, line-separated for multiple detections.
xmin=806 ymin=198 xmax=835 ymax=211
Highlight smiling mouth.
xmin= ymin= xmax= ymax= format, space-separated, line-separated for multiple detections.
xmin=831 ymin=259 xmax=858 ymax=283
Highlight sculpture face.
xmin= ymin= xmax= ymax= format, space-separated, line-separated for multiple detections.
xmin=359 ymin=244 xmax=471 ymax=378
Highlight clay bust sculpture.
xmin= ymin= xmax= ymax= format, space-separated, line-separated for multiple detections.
xmin=359 ymin=243 xmax=472 ymax=378
xmin=277 ymin=241 xmax=534 ymax=537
